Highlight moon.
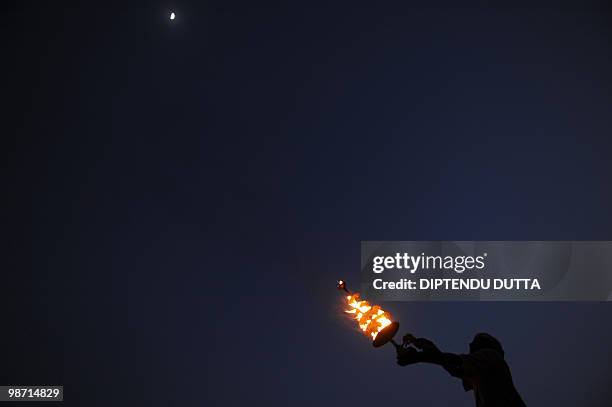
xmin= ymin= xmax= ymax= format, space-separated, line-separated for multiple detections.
xmin=170 ymin=12 xmax=175 ymax=20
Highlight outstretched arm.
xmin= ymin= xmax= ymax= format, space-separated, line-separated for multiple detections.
xmin=396 ymin=336 xmax=464 ymax=376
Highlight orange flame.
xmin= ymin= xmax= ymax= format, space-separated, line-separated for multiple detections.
xmin=344 ymin=293 xmax=393 ymax=340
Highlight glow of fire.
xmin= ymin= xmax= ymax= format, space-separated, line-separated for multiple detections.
xmin=344 ymin=293 xmax=392 ymax=340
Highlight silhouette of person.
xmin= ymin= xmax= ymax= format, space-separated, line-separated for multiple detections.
xmin=396 ymin=333 xmax=526 ymax=407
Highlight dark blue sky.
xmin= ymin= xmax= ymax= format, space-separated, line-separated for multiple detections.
xmin=3 ymin=2 xmax=612 ymax=406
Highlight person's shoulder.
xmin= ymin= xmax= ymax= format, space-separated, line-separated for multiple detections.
xmin=469 ymin=348 xmax=505 ymax=362
xmin=461 ymin=349 xmax=508 ymax=375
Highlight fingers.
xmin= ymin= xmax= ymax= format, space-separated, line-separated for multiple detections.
xmin=397 ymin=346 xmax=417 ymax=356
xmin=402 ymin=333 xmax=416 ymax=344
xmin=413 ymin=338 xmax=436 ymax=350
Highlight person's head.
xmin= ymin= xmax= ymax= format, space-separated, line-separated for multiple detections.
xmin=469 ymin=333 xmax=505 ymax=358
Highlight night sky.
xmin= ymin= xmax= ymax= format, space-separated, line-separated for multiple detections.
xmin=3 ymin=2 xmax=612 ymax=406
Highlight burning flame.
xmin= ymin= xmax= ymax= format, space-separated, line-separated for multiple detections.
xmin=344 ymin=293 xmax=393 ymax=340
